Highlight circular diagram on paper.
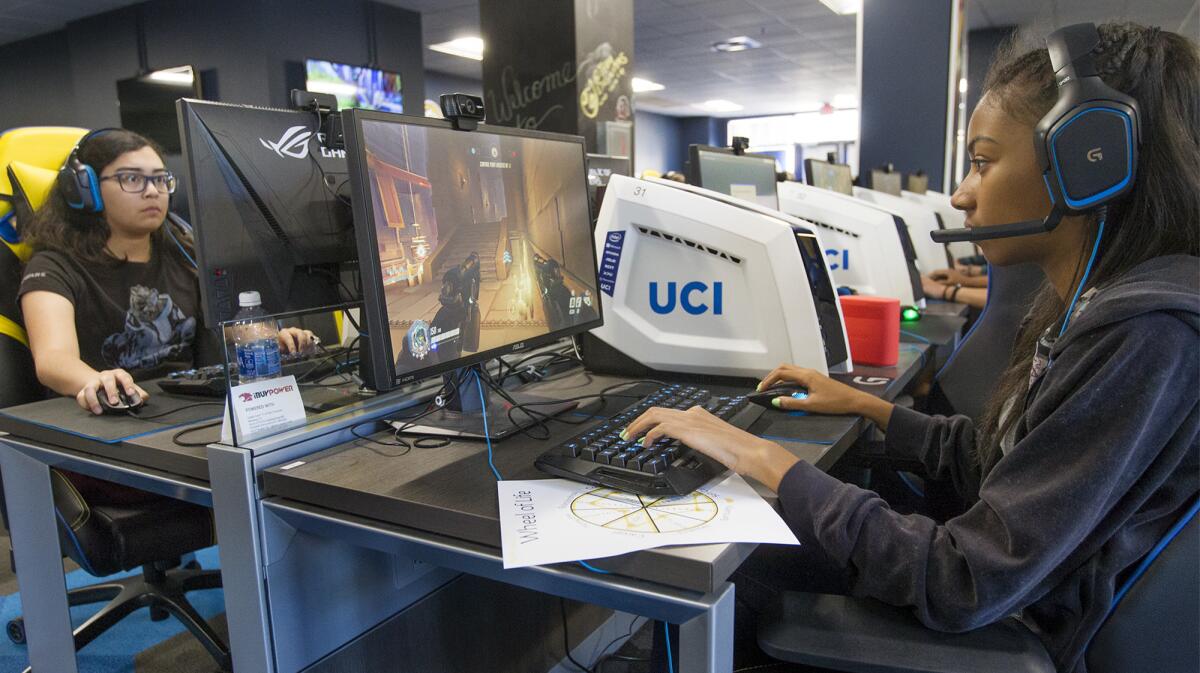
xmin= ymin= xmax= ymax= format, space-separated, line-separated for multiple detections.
xmin=570 ymin=488 xmax=718 ymax=533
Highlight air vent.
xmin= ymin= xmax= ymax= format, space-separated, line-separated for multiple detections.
xmin=636 ymin=226 xmax=742 ymax=264
xmin=808 ymin=218 xmax=858 ymax=239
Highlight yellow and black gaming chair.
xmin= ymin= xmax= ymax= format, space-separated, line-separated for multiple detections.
xmin=0 ymin=126 xmax=89 ymax=407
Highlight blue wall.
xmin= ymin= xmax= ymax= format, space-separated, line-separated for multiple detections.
xmin=633 ymin=112 xmax=727 ymax=174
xmin=634 ymin=111 xmax=683 ymax=173
xmin=859 ymin=0 xmax=951 ymax=189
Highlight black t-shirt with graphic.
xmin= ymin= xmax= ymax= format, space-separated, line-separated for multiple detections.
xmin=18 ymin=245 xmax=199 ymax=379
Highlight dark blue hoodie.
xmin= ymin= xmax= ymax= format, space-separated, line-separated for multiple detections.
xmin=777 ymin=254 xmax=1199 ymax=672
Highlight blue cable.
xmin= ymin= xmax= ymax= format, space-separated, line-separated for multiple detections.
xmin=901 ymin=345 xmax=927 ymax=369
xmin=577 ymin=560 xmax=611 ymax=574
xmin=900 ymin=329 xmax=931 ymax=344
xmin=1110 ymin=498 xmax=1200 ymax=611
xmin=1059 ymin=218 xmax=1105 ymax=338
xmin=475 ymin=370 xmax=502 ymax=480
xmin=896 ymin=471 xmax=925 ymax=498
xmin=164 ymin=219 xmax=198 ymax=269
xmin=664 ymin=621 xmax=675 ymax=673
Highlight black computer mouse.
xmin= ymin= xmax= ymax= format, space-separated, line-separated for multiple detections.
xmin=747 ymin=385 xmax=809 ymax=409
xmin=97 ymin=389 xmax=144 ymax=415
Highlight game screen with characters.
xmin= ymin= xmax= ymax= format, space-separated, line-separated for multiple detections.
xmin=358 ymin=119 xmax=600 ymax=379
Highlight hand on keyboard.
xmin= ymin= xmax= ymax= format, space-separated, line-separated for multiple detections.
xmin=621 ymin=406 xmax=800 ymax=493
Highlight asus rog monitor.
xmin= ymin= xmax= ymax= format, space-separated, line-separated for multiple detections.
xmin=803 ymin=158 xmax=854 ymax=196
xmin=687 ymin=145 xmax=779 ymax=210
xmin=343 ymin=109 xmax=603 ymax=395
xmin=177 ymin=99 xmax=357 ymax=329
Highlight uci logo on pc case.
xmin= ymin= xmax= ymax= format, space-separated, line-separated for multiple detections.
xmin=649 ymin=281 xmax=724 ymax=316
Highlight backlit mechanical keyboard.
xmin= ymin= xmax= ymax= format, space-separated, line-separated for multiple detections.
xmin=534 ymin=383 xmax=764 ymax=496
xmin=159 ymin=347 xmax=352 ymax=397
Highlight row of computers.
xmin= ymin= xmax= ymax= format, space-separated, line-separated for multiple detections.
xmin=174 ymin=96 xmax=961 ymax=495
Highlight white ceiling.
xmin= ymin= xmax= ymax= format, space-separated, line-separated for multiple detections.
xmin=1 ymin=0 xmax=1195 ymax=118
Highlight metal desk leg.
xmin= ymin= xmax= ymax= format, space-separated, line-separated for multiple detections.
xmin=0 ymin=442 xmax=79 ymax=673
xmin=208 ymin=445 xmax=274 ymax=673
xmin=678 ymin=582 xmax=735 ymax=672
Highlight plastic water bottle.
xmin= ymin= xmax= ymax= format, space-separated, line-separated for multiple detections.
xmin=232 ymin=291 xmax=281 ymax=384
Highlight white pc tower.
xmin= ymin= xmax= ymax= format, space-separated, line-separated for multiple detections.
xmin=904 ymin=190 xmax=977 ymax=262
xmin=777 ymin=181 xmax=924 ymax=308
xmin=854 ymin=186 xmax=953 ymax=274
xmin=584 ymin=175 xmax=853 ymax=379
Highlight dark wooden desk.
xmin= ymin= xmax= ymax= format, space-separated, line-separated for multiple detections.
xmin=260 ymin=347 xmax=927 ymax=594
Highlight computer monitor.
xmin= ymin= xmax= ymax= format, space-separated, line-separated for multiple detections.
xmin=904 ymin=190 xmax=977 ymax=262
xmin=177 ymin=99 xmax=358 ymax=329
xmin=687 ymin=145 xmax=779 ymax=210
xmin=585 ymin=153 xmax=632 ymax=226
xmin=584 ymin=174 xmax=852 ymax=379
xmin=343 ymin=109 xmax=602 ymax=395
xmin=118 ymin=66 xmax=203 ymax=153
xmin=778 ymin=181 xmax=924 ymax=308
xmin=870 ymin=168 xmax=903 ymax=196
xmin=803 ymin=158 xmax=854 ymax=196
xmin=907 ymin=172 xmax=929 ymax=194
xmin=854 ymin=186 xmax=954 ymax=273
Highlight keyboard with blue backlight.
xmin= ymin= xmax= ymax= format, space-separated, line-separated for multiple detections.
xmin=534 ymin=382 xmax=763 ymax=496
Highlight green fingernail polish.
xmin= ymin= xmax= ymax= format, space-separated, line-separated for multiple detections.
xmin=755 ymin=382 xmax=763 ymax=391
xmin=771 ymin=398 xmax=781 ymax=408
xmin=619 ymin=430 xmax=627 ymax=440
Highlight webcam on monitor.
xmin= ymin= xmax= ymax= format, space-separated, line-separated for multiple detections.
xmin=439 ymin=93 xmax=486 ymax=131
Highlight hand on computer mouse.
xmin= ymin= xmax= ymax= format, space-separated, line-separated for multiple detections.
xmin=747 ymin=385 xmax=810 ymax=409
xmin=756 ymin=365 xmax=891 ymax=425
xmin=76 ymin=369 xmax=150 ymax=415
xmin=278 ymin=327 xmax=317 ymax=355
xmin=96 ymin=389 xmax=145 ymax=415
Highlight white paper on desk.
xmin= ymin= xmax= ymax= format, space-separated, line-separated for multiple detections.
xmin=497 ymin=473 xmax=798 ymax=569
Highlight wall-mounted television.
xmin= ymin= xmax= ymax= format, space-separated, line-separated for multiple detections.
xmin=117 ymin=65 xmax=203 ymax=153
xmin=305 ymin=59 xmax=403 ymax=113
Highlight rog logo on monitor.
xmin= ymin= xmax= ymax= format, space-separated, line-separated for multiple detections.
xmin=259 ymin=125 xmax=313 ymax=159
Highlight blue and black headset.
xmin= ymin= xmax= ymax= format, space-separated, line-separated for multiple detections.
xmin=58 ymin=127 xmax=121 ymax=214
xmin=934 ymin=22 xmax=1141 ymax=243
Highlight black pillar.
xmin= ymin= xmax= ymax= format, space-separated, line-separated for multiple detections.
xmin=480 ymin=0 xmax=634 ymax=156
xmin=859 ymin=0 xmax=953 ymax=190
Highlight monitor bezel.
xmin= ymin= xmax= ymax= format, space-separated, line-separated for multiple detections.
xmin=686 ymin=144 xmax=780 ymax=208
xmin=343 ymin=108 xmax=605 ymax=390
xmin=802 ymin=158 xmax=855 ymax=196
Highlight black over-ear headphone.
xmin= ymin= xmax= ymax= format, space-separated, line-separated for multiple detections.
xmin=58 ymin=127 xmax=122 ymax=214
xmin=933 ymin=23 xmax=1141 ymax=243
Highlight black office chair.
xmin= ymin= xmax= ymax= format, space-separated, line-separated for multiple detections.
xmin=757 ymin=501 xmax=1200 ymax=673
xmin=0 ymin=138 xmax=231 ymax=671
xmin=927 ymin=262 xmax=1046 ymax=421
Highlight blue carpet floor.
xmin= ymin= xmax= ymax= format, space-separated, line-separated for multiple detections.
xmin=0 ymin=547 xmax=224 ymax=673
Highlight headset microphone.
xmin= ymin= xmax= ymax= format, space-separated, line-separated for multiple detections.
xmin=931 ymin=23 xmax=1139 ymax=244
xmin=931 ymin=212 xmax=1064 ymax=243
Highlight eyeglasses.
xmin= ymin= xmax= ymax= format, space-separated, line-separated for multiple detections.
xmin=99 ymin=172 xmax=177 ymax=195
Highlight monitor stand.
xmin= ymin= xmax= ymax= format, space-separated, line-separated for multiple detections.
xmin=390 ymin=366 xmax=579 ymax=441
